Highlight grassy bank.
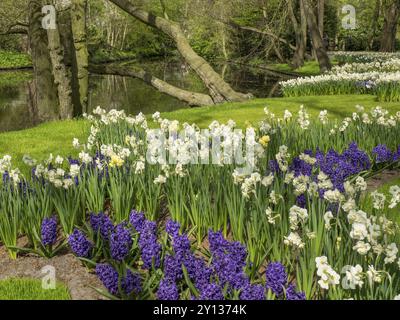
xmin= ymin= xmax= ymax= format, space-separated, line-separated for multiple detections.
xmin=1 ymin=94 xmax=399 ymax=174
xmin=269 ymin=59 xmax=339 ymax=76
xmin=0 ymin=278 xmax=70 ymax=300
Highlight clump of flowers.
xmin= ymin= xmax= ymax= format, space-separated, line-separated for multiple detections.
xmin=68 ymin=229 xmax=93 ymax=258
xmin=41 ymin=216 xmax=57 ymax=246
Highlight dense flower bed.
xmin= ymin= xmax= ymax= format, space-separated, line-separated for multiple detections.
xmin=281 ymin=53 xmax=400 ymax=101
xmin=0 ymin=105 xmax=400 ymax=300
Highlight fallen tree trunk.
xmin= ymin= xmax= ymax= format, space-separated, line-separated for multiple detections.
xmin=108 ymin=0 xmax=250 ymax=104
xmin=89 ymin=64 xmax=214 ymax=106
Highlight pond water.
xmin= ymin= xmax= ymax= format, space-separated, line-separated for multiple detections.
xmin=0 ymin=60 xmax=286 ymax=132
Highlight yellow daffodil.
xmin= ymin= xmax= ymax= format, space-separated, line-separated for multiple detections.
xmin=259 ymin=135 xmax=270 ymax=147
xmin=109 ymin=154 xmax=124 ymax=167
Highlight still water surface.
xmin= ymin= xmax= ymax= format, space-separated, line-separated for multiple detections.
xmin=0 ymin=60 xmax=286 ymax=132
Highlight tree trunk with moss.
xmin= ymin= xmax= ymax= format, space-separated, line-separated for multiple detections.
xmin=46 ymin=14 xmax=73 ymax=119
xmin=71 ymin=0 xmax=89 ymax=113
xmin=28 ymin=0 xmax=59 ymax=121
xmin=108 ymin=0 xmax=251 ymax=104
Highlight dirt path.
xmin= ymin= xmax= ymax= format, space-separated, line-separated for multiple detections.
xmin=366 ymin=169 xmax=400 ymax=191
xmin=0 ymin=245 xmax=106 ymax=300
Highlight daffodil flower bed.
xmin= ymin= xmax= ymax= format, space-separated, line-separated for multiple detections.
xmin=281 ymin=53 xmax=400 ymax=101
xmin=0 ymin=105 xmax=400 ymax=300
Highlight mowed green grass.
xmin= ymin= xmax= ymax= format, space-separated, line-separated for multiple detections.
xmin=159 ymin=94 xmax=400 ymax=127
xmin=0 ymin=119 xmax=89 ymax=174
xmin=0 ymin=278 xmax=71 ymax=300
xmin=269 ymin=59 xmax=339 ymax=76
xmin=1 ymin=94 xmax=399 ymax=175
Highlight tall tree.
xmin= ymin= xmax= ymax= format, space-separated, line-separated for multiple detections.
xmin=107 ymin=0 xmax=250 ymax=104
xmin=45 ymin=3 xmax=73 ymax=119
xmin=28 ymin=0 xmax=60 ymax=121
xmin=288 ymin=0 xmax=307 ymax=68
xmin=303 ymin=0 xmax=331 ymax=72
xmin=317 ymin=0 xmax=324 ymax=37
xmin=380 ymin=0 xmax=400 ymax=52
xmin=71 ymin=0 xmax=89 ymax=113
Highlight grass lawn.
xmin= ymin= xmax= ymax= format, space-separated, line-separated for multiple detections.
xmin=0 ymin=94 xmax=399 ymax=175
xmin=268 ymin=59 xmax=339 ymax=76
xmin=0 ymin=278 xmax=71 ymax=300
xmin=0 ymin=119 xmax=89 ymax=175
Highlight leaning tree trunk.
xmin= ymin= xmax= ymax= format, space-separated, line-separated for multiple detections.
xmin=380 ymin=0 xmax=400 ymax=52
xmin=303 ymin=0 xmax=331 ymax=72
xmin=89 ymin=64 xmax=214 ymax=106
xmin=45 ymin=8 xmax=74 ymax=119
xmin=28 ymin=0 xmax=59 ymax=121
xmin=71 ymin=0 xmax=89 ymax=113
xmin=108 ymin=0 xmax=250 ymax=104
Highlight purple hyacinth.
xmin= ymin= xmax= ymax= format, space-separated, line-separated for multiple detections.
xmin=290 ymin=151 xmax=313 ymax=177
xmin=296 ymin=194 xmax=306 ymax=208
xmin=208 ymin=230 xmax=248 ymax=290
xmin=315 ymin=143 xmax=370 ymax=192
xmin=265 ymin=262 xmax=287 ymax=297
xmin=372 ymin=144 xmax=393 ymax=163
xmin=90 ymin=212 xmax=114 ymax=240
xmin=394 ymin=146 xmax=400 ymax=162
xmin=96 ymin=263 xmax=119 ymax=295
xmin=138 ymin=220 xmax=161 ymax=269
xmin=41 ymin=216 xmax=57 ymax=246
xmin=95 ymin=263 xmax=141 ymax=296
xmin=199 ymin=283 xmax=224 ymax=300
xmin=163 ymin=254 xmax=183 ymax=281
xmin=240 ymin=283 xmax=266 ymax=300
xmin=110 ymin=223 xmax=133 ymax=261
xmin=123 ymin=269 xmax=142 ymax=295
xmin=165 ymin=220 xmax=181 ymax=238
xmin=269 ymin=160 xmax=280 ymax=173
xmin=68 ymin=229 xmax=93 ymax=258
xmin=129 ymin=210 xmax=145 ymax=233
xmin=2 ymin=171 xmax=9 ymax=184
xmin=157 ymin=278 xmax=179 ymax=300
xmin=286 ymin=284 xmax=306 ymax=300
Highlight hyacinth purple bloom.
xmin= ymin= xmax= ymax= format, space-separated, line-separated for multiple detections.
xmin=138 ymin=220 xmax=161 ymax=269
xmin=265 ymin=262 xmax=288 ymax=297
xmin=372 ymin=144 xmax=393 ymax=163
xmin=95 ymin=263 xmax=141 ymax=296
xmin=157 ymin=278 xmax=179 ymax=300
xmin=165 ymin=220 xmax=180 ymax=238
xmin=90 ymin=212 xmax=114 ymax=240
xmin=315 ymin=142 xmax=370 ymax=192
xmin=394 ymin=146 xmax=400 ymax=162
xmin=68 ymin=229 xmax=93 ymax=258
xmin=208 ymin=230 xmax=248 ymax=290
xmin=199 ymin=283 xmax=224 ymax=300
xmin=296 ymin=194 xmax=306 ymax=208
xmin=110 ymin=223 xmax=133 ymax=261
xmin=41 ymin=216 xmax=57 ymax=246
xmin=290 ymin=151 xmax=313 ymax=177
xmin=129 ymin=209 xmax=145 ymax=233
xmin=286 ymin=284 xmax=306 ymax=300
xmin=240 ymin=284 xmax=265 ymax=300
xmin=123 ymin=269 xmax=142 ymax=295
xmin=163 ymin=254 xmax=183 ymax=281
